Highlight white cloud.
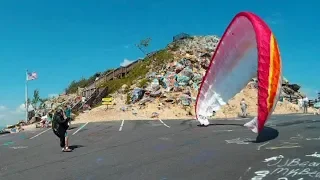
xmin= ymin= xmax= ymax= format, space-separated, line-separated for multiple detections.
xmin=48 ymin=94 xmax=58 ymax=98
xmin=120 ymin=58 xmax=134 ymax=67
xmin=0 ymin=104 xmax=34 ymax=127
xmin=14 ymin=103 xmax=34 ymax=114
xmin=0 ymin=105 xmax=7 ymax=111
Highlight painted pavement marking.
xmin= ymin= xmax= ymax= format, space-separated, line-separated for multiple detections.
xmin=159 ymin=119 xmax=170 ymax=128
xmin=72 ymin=122 xmax=89 ymax=135
xmin=30 ymin=128 xmax=51 ymax=139
xmin=119 ymin=120 xmax=124 ymax=131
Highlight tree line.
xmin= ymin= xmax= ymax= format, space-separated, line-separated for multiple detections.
xmin=65 ymin=69 xmax=114 ymax=94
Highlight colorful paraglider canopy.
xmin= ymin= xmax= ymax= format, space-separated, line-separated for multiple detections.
xmin=195 ymin=11 xmax=282 ymax=133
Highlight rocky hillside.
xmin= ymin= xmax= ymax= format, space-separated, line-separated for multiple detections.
xmin=74 ymin=34 xmax=312 ymax=122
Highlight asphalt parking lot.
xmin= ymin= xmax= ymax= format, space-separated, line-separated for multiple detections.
xmin=0 ymin=114 xmax=320 ymax=180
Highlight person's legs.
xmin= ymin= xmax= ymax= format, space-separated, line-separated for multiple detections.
xmin=244 ymin=107 xmax=247 ymax=117
xmin=65 ymin=132 xmax=69 ymax=147
xmin=57 ymin=128 xmax=67 ymax=150
xmin=53 ymin=129 xmax=65 ymax=148
xmin=67 ymin=117 xmax=71 ymax=129
xmin=59 ymin=130 xmax=65 ymax=148
xmin=59 ymin=135 xmax=65 ymax=148
xmin=241 ymin=107 xmax=246 ymax=117
xmin=304 ymin=105 xmax=307 ymax=113
xmin=63 ymin=131 xmax=72 ymax=152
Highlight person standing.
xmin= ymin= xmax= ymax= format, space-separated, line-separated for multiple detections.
xmin=303 ymin=96 xmax=309 ymax=113
xmin=52 ymin=107 xmax=72 ymax=152
xmin=45 ymin=110 xmax=53 ymax=128
xmin=240 ymin=98 xmax=247 ymax=118
xmin=64 ymin=105 xmax=72 ymax=128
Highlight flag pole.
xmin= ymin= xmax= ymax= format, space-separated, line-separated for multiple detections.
xmin=25 ymin=70 xmax=28 ymax=123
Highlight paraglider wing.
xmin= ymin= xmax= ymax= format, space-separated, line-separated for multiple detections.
xmin=195 ymin=11 xmax=282 ymax=133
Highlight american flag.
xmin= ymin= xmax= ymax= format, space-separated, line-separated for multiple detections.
xmin=26 ymin=72 xmax=38 ymax=81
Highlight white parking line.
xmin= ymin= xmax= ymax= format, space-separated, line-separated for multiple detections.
xmin=30 ymin=128 xmax=51 ymax=139
xmin=212 ymin=130 xmax=233 ymax=132
xmin=72 ymin=122 xmax=89 ymax=135
xmin=159 ymin=119 xmax=170 ymax=128
xmin=119 ymin=120 xmax=124 ymax=131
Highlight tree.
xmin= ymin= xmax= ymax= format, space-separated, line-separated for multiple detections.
xmin=30 ymin=89 xmax=41 ymax=111
xmin=136 ymin=37 xmax=152 ymax=55
xmin=39 ymin=98 xmax=48 ymax=109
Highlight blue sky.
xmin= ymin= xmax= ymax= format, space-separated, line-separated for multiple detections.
xmin=0 ymin=0 xmax=318 ymax=126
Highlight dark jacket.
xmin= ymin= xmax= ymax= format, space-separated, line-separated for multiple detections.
xmin=52 ymin=112 xmax=68 ymax=131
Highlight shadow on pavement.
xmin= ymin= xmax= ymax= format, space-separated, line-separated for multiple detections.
xmin=69 ymin=145 xmax=84 ymax=150
xmin=68 ymin=127 xmax=77 ymax=130
xmin=197 ymin=123 xmax=244 ymax=127
xmin=254 ymin=126 xmax=279 ymax=143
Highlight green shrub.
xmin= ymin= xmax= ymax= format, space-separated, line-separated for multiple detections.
xmin=98 ymin=49 xmax=173 ymax=94
xmin=66 ymin=68 xmax=114 ymax=94
xmin=151 ymin=49 xmax=174 ymax=69
xmin=170 ymin=42 xmax=180 ymax=51
xmin=125 ymin=93 xmax=131 ymax=104
xmin=138 ymin=78 xmax=149 ymax=88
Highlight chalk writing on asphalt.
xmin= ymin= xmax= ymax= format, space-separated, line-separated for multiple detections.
xmin=306 ymin=152 xmax=320 ymax=158
xmin=225 ymin=138 xmax=254 ymax=145
xmin=240 ymin=155 xmax=320 ymax=179
xmin=265 ymin=142 xmax=301 ymax=150
xmin=290 ymin=134 xmax=303 ymax=141
xmin=306 ymin=137 xmax=320 ymax=141
xmin=10 ymin=146 xmax=28 ymax=149
xmin=2 ymin=141 xmax=14 ymax=146
xmin=263 ymin=155 xmax=284 ymax=162
xmin=0 ymin=166 xmax=7 ymax=175
xmin=265 ymin=146 xmax=301 ymax=150
xmin=159 ymin=137 xmax=171 ymax=141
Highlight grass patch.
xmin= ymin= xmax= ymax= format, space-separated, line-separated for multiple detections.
xmin=92 ymin=101 xmax=102 ymax=108
xmin=138 ymin=78 xmax=150 ymax=88
xmin=126 ymin=93 xmax=131 ymax=104
xmin=169 ymin=42 xmax=180 ymax=51
xmin=151 ymin=49 xmax=174 ymax=70
xmin=98 ymin=49 xmax=173 ymax=94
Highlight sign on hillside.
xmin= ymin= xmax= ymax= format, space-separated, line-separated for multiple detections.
xmin=102 ymin=97 xmax=113 ymax=109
